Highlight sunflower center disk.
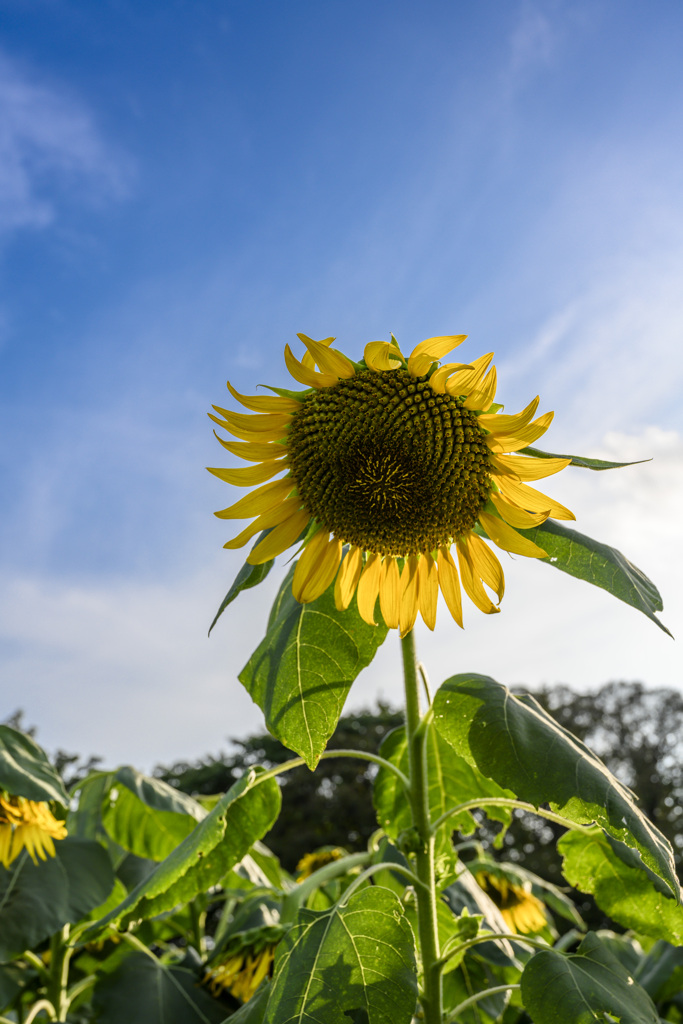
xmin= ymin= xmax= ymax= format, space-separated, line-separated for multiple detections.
xmin=287 ymin=369 xmax=492 ymax=556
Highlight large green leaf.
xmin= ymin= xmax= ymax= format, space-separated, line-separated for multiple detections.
xmin=523 ymin=519 xmax=670 ymax=635
xmin=83 ymin=770 xmax=281 ymax=938
xmin=433 ymin=674 xmax=680 ymax=899
xmin=521 ymin=932 xmax=660 ymax=1024
xmin=209 ymin=531 xmax=275 ymax=636
xmin=521 ymin=445 xmax=649 ymax=471
xmin=92 ymin=951 xmax=226 ymax=1024
xmin=373 ymin=726 xmax=512 ymax=846
xmin=101 ymin=767 xmax=207 ymax=861
xmin=559 ymin=828 xmax=683 ymax=944
xmin=266 ymin=886 xmax=417 ymax=1024
xmin=239 ymin=565 xmax=388 ymax=768
xmin=0 ymin=838 xmax=115 ymax=959
xmin=0 ymin=725 xmax=68 ymax=805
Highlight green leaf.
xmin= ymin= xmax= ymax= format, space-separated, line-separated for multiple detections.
xmin=521 ymin=445 xmax=650 ymax=471
xmin=373 ymin=726 xmax=512 ymax=847
xmin=558 ymin=828 xmax=683 ymax=943
xmin=0 ymin=725 xmax=68 ymax=805
xmin=239 ymin=566 xmax=388 ymax=768
xmin=0 ymin=838 xmax=115 ymax=959
xmin=433 ymin=674 xmax=680 ymax=900
xmin=0 ymin=963 xmax=22 ymax=1012
xmin=92 ymin=951 xmax=226 ymax=1024
xmin=220 ymin=982 xmax=270 ymax=1023
xmin=101 ymin=767 xmax=207 ymax=861
xmin=523 ymin=519 xmax=670 ymax=636
xmin=83 ymin=770 xmax=281 ymax=938
xmin=209 ymin=531 xmax=275 ymax=636
xmin=521 ymin=931 xmax=660 ymax=1024
xmin=266 ymin=886 xmax=417 ymax=1024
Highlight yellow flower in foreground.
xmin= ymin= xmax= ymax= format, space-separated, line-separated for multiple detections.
xmin=209 ymin=333 xmax=574 ymax=634
xmin=296 ymin=846 xmax=346 ymax=879
xmin=0 ymin=791 xmax=67 ymax=868
xmin=475 ymin=869 xmax=547 ymax=934
xmin=205 ymin=944 xmax=276 ymax=1003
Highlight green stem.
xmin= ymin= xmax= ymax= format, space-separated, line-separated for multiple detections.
xmin=445 ymin=983 xmax=521 ymax=1023
xmin=401 ymin=631 xmax=442 ymax=1024
xmin=46 ymin=927 xmax=70 ymax=1021
xmin=189 ymin=900 xmax=207 ymax=955
xmin=65 ymin=975 xmax=97 ymax=1004
xmin=438 ymin=932 xmax=549 ymax=969
xmin=431 ymin=797 xmax=586 ymax=835
xmin=280 ymin=851 xmax=372 ymax=922
xmin=21 ymin=950 xmax=51 ymax=983
xmin=21 ymin=1001 xmax=57 ymax=1024
xmin=255 ymin=748 xmax=410 ymax=792
xmin=337 ymin=861 xmax=428 ymax=905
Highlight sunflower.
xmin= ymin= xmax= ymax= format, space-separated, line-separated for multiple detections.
xmin=295 ymin=846 xmax=346 ymax=879
xmin=475 ymin=869 xmax=547 ymax=934
xmin=205 ymin=942 xmax=276 ymax=1003
xmin=0 ymin=791 xmax=67 ymax=868
xmin=208 ymin=334 xmax=574 ymax=635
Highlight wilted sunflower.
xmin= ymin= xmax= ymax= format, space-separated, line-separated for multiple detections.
xmin=205 ymin=941 xmax=276 ymax=1003
xmin=0 ymin=791 xmax=67 ymax=868
xmin=208 ymin=334 xmax=574 ymax=634
xmin=475 ymin=869 xmax=547 ymax=934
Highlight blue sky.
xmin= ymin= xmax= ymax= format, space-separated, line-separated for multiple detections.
xmin=1 ymin=0 xmax=682 ymax=768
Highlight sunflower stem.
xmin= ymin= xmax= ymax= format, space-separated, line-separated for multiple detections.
xmin=401 ymin=631 xmax=442 ymax=1024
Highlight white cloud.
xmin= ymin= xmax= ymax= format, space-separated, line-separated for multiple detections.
xmin=0 ymin=49 xmax=132 ymax=235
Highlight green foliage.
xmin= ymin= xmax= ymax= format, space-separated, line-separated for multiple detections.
xmin=0 ymin=724 xmax=69 ymax=805
xmin=239 ymin=566 xmax=388 ymax=768
xmin=521 ymin=445 xmax=649 ymax=471
xmin=208 ymin=531 xmax=275 ymax=636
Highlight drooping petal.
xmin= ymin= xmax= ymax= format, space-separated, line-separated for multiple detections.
xmin=226 ymin=381 xmax=301 ymax=413
xmin=334 ymin=546 xmax=363 ymax=610
xmin=213 ymin=436 xmax=288 ymax=463
xmin=297 ymin=334 xmax=356 ymax=379
xmin=207 ymin=460 xmax=287 ymax=486
xmin=217 ymin=410 xmax=292 ymax=435
xmin=467 ymin=533 xmax=505 ymax=602
xmin=364 ymin=341 xmax=404 ymax=371
xmin=284 ymin=344 xmax=339 ymax=389
xmin=489 ymin=490 xmax=550 ymax=529
xmin=489 ymin=453 xmax=572 ymax=481
xmin=477 ymin=396 xmax=540 ymax=434
xmin=378 ymin=556 xmax=401 ymax=628
xmin=246 ymin=509 xmax=311 ymax=564
xmin=399 ymin=556 xmax=420 ymax=636
xmin=209 ymin=414 xmax=288 ymax=444
xmin=301 ymin=336 xmax=335 ymax=370
xmin=428 ymin=363 xmax=474 ymax=394
xmin=495 ymin=476 xmax=575 ymax=520
xmin=462 ymin=365 xmax=498 ymax=411
xmin=292 ymin=532 xmax=343 ymax=603
xmin=456 ymin=539 xmax=499 ymax=614
xmin=485 ymin=412 xmax=554 ymax=453
xmin=356 ymin=553 xmax=382 ymax=625
xmin=417 ymin=553 xmax=438 ymax=630
xmin=214 ymin=478 xmax=295 ymax=519
xmin=437 ymin=547 xmax=463 ymax=628
xmin=478 ymin=511 xmax=548 ymax=558
xmin=445 ymin=353 xmax=494 ymax=397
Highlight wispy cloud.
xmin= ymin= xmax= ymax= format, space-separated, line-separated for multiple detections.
xmin=0 ymin=48 xmax=132 ymax=236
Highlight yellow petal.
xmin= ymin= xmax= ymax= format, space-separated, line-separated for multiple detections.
xmin=214 ymin=478 xmax=294 ymax=519
xmin=456 ymin=539 xmax=499 ymax=614
xmin=292 ymin=532 xmax=343 ymax=603
xmin=490 ymin=491 xmax=550 ymax=529
xmin=297 ymin=334 xmax=355 ymax=379
xmin=437 ymin=548 xmax=463 ymax=628
xmin=356 ymin=553 xmax=381 ymax=625
xmin=489 ymin=453 xmax=572 ymax=481
xmin=408 ymin=335 xmax=468 ymax=378
xmin=467 ymin=533 xmax=505 ymax=602
xmin=477 ymin=396 xmax=540 ymax=434
xmin=485 ymin=412 xmax=554 ymax=454
xmin=399 ymin=556 xmax=420 ymax=637
xmin=217 ymin=409 xmax=292 ymax=435
xmin=226 ymin=381 xmax=300 ymax=413
xmin=495 ymin=476 xmax=575 ymax=520
xmin=246 ymin=509 xmax=311 ymax=564
xmin=334 ymin=546 xmax=363 ymax=610
xmin=478 ymin=512 xmax=548 ymax=558
xmin=301 ymin=336 xmax=335 ymax=370
xmin=417 ymin=554 xmax=438 ymax=630
xmin=209 ymin=414 xmax=288 ymax=444
xmin=284 ymin=344 xmax=338 ymax=389
xmin=445 ymin=352 xmax=494 ymax=397
xmin=428 ymin=363 xmax=474 ymax=394
xmin=378 ymin=556 xmax=401 ymax=629
xmin=213 ymin=436 xmax=288 ymax=463
xmin=364 ymin=341 xmax=403 ymax=371
xmin=462 ymin=366 xmax=498 ymax=411
xmin=207 ymin=460 xmax=287 ymax=486
xmin=224 ymin=496 xmax=302 ymax=550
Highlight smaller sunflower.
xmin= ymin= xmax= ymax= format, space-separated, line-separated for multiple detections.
xmin=205 ymin=942 xmax=276 ymax=1003
xmin=295 ymin=846 xmax=346 ymax=879
xmin=0 ymin=791 xmax=67 ymax=868
xmin=209 ymin=333 xmax=575 ymax=634
xmin=475 ymin=869 xmax=547 ymax=934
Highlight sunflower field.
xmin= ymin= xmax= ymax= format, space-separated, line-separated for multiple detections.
xmin=1 ymin=333 xmax=680 ymax=1024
